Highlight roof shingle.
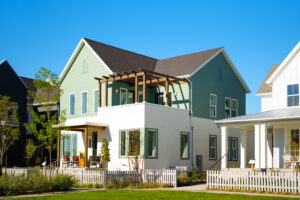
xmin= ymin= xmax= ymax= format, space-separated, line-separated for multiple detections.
xmin=257 ymin=64 xmax=280 ymax=94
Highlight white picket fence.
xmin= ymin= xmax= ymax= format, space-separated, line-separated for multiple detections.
xmin=207 ymin=170 xmax=300 ymax=193
xmin=2 ymin=168 xmax=177 ymax=188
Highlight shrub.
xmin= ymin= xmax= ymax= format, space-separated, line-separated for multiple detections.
xmin=105 ymin=181 xmax=115 ymax=189
xmin=118 ymin=180 xmax=129 ymax=188
xmin=87 ymin=183 xmax=93 ymax=188
xmin=191 ymin=171 xmax=201 ymax=181
xmin=94 ymin=183 xmax=101 ymax=188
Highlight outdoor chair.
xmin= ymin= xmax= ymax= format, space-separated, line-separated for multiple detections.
xmin=72 ymin=156 xmax=79 ymax=168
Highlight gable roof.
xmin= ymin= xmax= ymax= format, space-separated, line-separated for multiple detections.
xmin=266 ymin=42 xmax=300 ymax=85
xmin=256 ymin=64 xmax=280 ymax=95
xmin=0 ymin=59 xmax=28 ymax=90
xmin=59 ymin=38 xmax=250 ymax=93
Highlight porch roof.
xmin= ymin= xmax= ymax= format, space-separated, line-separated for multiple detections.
xmin=216 ymin=107 xmax=300 ymax=125
xmin=54 ymin=118 xmax=108 ymax=130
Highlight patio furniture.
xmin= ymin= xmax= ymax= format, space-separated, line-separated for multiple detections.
xmin=89 ymin=156 xmax=101 ymax=168
xmin=63 ymin=156 xmax=71 ymax=167
xmin=71 ymin=156 xmax=79 ymax=167
xmin=283 ymin=154 xmax=300 ymax=168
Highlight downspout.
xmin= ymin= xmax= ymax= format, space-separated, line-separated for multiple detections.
xmin=187 ymin=77 xmax=194 ymax=171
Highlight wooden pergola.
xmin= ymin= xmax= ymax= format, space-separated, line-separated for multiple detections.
xmin=94 ymin=68 xmax=189 ymax=106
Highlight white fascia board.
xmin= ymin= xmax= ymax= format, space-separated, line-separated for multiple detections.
xmin=266 ymin=42 xmax=300 ymax=85
xmin=255 ymin=92 xmax=272 ymax=97
xmin=58 ymin=38 xmax=113 ymax=84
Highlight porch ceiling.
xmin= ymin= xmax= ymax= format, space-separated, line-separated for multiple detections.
xmin=216 ymin=107 xmax=300 ymax=125
xmin=54 ymin=121 xmax=108 ymax=131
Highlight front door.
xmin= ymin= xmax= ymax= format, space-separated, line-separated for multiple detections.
xmin=92 ymin=132 xmax=97 ymax=156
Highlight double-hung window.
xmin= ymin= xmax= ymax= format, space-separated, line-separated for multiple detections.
xmin=94 ymin=90 xmax=98 ymax=112
xmin=180 ymin=132 xmax=189 ymax=159
xmin=69 ymin=94 xmax=75 ymax=116
xmin=287 ymin=84 xmax=299 ymax=107
xmin=228 ymin=137 xmax=238 ymax=161
xmin=82 ymin=92 xmax=87 ymax=115
xmin=210 ymin=94 xmax=217 ymax=118
xmin=231 ymin=99 xmax=238 ymax=117
xmin=120 ymin=131 xmax=127 ymax=157
xmin=225 ymin=98 xmax=231 ymax=118
xmin=209 ymin=135 xmax=217 ymax=160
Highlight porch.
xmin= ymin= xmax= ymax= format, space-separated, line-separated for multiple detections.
xmin=56 ymin=120 xmax=108 ymax=168
xmin=216 ymin=107 xmax=300 ymax=169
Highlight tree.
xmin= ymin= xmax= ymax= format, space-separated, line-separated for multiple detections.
xmin=26 ymin=67 xmax=65 ymax=168
xmin=0 ymin=95 xmax=20 ymax=167
xmin=285 ymin=132 xmax=299 ymax=173
xmin=99 ymin=138 xmax=110 ymax=167
xmin=25 ymin=143 xmax=37 ymax=164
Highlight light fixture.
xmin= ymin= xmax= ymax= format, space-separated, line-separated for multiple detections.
xmin=174 ymin=92 xmax=177 ymax=96
xmin=115 ymin=89 xmax=119 ymax=94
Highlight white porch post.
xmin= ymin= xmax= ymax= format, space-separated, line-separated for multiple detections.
xmin=254 ymin=124 xmax=261 ymax=168
xmin=267 ymin=128 xmax=273 ymax=168
xmin=221 ymin=126 xmax=228 ymax=169
xmin=260 ymin=124 xmax=267 ymax=169
xmin=240 ymin=129 xmax=247 ymax=168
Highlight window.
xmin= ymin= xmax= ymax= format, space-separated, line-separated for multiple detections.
xmin=209 ymin=135 xmax=217 ymax=160
xmin=287 ymin=84 xmax=299 ymax=107
xmin=120 ymin=88 xmax=127 ymax=105
xmin=225 ymin=98 xmax=231 ymax=118
xmin=228 ymin=137 xmax=238 ymax=161
xmin=128 ymin=90 xmax=134 ymax=104
xmin=147 ymin=129 xmax=158 ymax=158
xmin=138 ymin=91 xmax=143 ymax=103
xmin=120 ymin=131 xmax=126 ymax=157
xmin=61 ymin=134 xmax=77 ymax=157
xmin=180 ymin=132 xmax=189 ymax=159
xmin=5 ymin=104 xmax=18 ymax=122
xmin=82 ymin=58 xmax=88 ymax=73
xmin=82 ymin=92 xmax=87 ymax=114
xmin=231 ymin=99 xmax=238 ymax=117
xmin=128 ymin=130 xmax=140 ymax=156
xmin=291 ymin=129 xmax=299 ymax=156
xmin=155 ymin=93 xmax=164 ymax=105
xmin=210 ymin=94 xmax=217 ymax=118
xmin=69 ymin=94 xmax=75 ymax=116
xmin=94 ymin=90 xmax=98 ymax=113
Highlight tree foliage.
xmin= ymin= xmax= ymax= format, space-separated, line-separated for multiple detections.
xmin=0 ymin=95 xmax=20 ymax=165
xmin=100 ymin=138 xmax=110 ymax=167
xmin=25 ymin=67 xmax=66 ymax=166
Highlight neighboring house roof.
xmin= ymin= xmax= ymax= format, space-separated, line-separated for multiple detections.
xmin=256 ymin=64 xmax=280 ymax=95
xmin=0 ymin=59 xmax=28 ymax=90
xmin=266 ymin=41 xmax=300 ymax=85
xmin=216 ymin=107 xmax=300 ymax=124
xmin=20 ymin=76 xmax=59 ymax=105
xmin=59 ymin=38 xmax=250 ymax=93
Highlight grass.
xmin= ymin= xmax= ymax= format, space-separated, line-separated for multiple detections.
xmin=11 ymin=190 xmax=295 ymax=200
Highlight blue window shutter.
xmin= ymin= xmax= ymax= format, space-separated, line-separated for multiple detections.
xmin=82 ymin=92 xmax=87 ymax=114
xmin=70 ymin=94 xmax=75 ymax=115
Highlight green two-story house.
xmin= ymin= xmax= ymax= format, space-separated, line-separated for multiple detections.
xmin=57 ymin=38 xmax=251 ymax=171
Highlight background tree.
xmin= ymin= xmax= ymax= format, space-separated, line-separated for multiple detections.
xmin=99 ymin=138 xmax=110 ymax=168
xmin=26 ymin=67 xmax=65 ymax=167
xmin=25 ymin=143 xmax=37 ymax=165
xmin=0 ymin=95 xmax=20 ymax=168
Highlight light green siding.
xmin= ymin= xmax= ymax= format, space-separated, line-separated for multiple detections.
xmin=190 ymin=53 xmax=246 ymax=120
xmin=60 ymin=44 xmax=111 ymax=119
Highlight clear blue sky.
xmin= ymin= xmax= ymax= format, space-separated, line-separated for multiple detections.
xmin=0 ymin=0 xmax=299 ymax=114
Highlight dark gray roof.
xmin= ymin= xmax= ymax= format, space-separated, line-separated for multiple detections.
xmin=84 ymin=38 xmax=222 ymax=77
xmin=257 ymin=64 xmax=280 ymax=94
xmin=216 ymin=107 xmax=300 ymax=124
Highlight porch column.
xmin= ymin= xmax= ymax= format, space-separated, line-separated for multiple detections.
xmin=254 ymin=124 xmax=260 ymax=168
xmin=165 ymin=78 xmax=169 ymax=106
xmin=57 ymin=130 xmax=61 ymax=167
xmin=84 ymin=128 xmax=88 ymax=167
xmin=142 ymin=74 xmax=146 ymax=102
xmin=260 ymin=124 xmax=267 ymax=168
xmin=135 ymin=75 xmax=138 ymax=103
xmin=267 ymin=128 xmax=273 ymax=168
xmin=240 ymin=129 xmax=247 ymax=168
xmin=98 ymin=82 xmax=102 ymax=107
xmin=105 ymin=82 xmax=108 ymax=106
xmin=221 ymin=126 xmax=228 ymax=169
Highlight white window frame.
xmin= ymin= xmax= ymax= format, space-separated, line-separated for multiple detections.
xmin=146 ymin=129 xmax=158 ymax=158
xmin=287 ymin=84 xmax=299 ymax=107
xmin=180 ymin=132 xmax=189 ymax=159
xmin=231 ymin=99 xmax=238 ymax=117
xmin=120 ymin=88 xmax=128 ymax=105
xmin=209 ymin=135 xmax=217 ymax=160
xmin=94 ymin=89 xmax=99 ymax=113
xmin=69 ymin=93 xmax=75 ymax=116
xmin=225 ymin=97 xmax=231 ymax=118
xmin=209 ymin=94 xmax=217 ymax=118
xmin=81 ymin=91 xmax=88 ymax=115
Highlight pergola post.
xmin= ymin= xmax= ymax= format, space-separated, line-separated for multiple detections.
xmin=84 ymin=127 xmax=88 ymax=167
xmin=135 ymin=75 xmax=138 ymax=103
xmin=143 ymin=74 xmax=146 ymax=102
xmin=57 ymin=130 xmax=61 ymax=167
xmin=105 ymin=81 xmax=108 ymax=106
xmin=98 ymin=82 xmax=102 ymax=108
xmin=165 ymin=78 xmax=169 ymax=106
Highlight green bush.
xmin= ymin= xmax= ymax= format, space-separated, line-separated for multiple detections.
xmin=94 ymin=183 xmax=101 ymax=188
xmin=87 ymin=183 xmax=93 ymax=188
xmin=105 ymin=181 xmax=115 ymax=189
xmin=118 ymin=180 xmax=129 ymax=188
xmin=0 ymin=172 xmax=75 ymax=196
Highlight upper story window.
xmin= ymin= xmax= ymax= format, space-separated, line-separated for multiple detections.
xmin=94 ymin=90 xmax=98 ymax=113
xmin=287 ymin=84 xmax=299 ymax=107
xmin=69 ymin=94 xmax=75 ymax=116
xmin=225 ymin=98 xmax=231 ymax=118
xmin=82 ymin=92 xmax=87 ymax=115
xmin=210 ymin=94 xmax=217 ymax=118
xmin=231 ymin=99 xmax=238 ymax=117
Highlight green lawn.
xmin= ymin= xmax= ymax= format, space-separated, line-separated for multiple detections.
xmin=13 ymin=190 xmax=295 ymax=200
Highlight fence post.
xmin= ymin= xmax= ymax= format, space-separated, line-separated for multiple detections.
xmin=103 ymin=170 xmax=107 ymax=187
